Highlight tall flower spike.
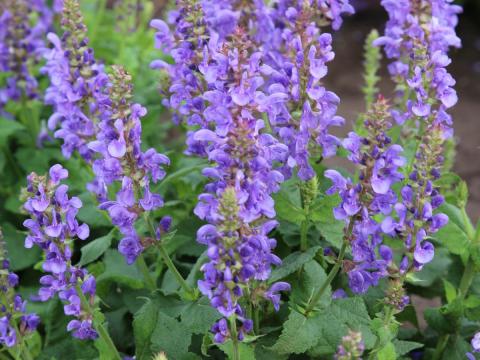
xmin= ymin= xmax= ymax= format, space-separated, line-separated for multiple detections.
xmin=334 ymin=329 xmax=365 ymax=360
xmin=23 ymin=164 xmax=98 ymax=340
xmin=88 ymin=65 xmax=170 ymax=264
xmin=0 ymin=0 xmax=48 ymax=117
xmin=325 ymin=96 xmax=405 ymax=294
xmin=374 ymin=0 xmax=461 ymax=132
xmin=251 ymin=0 xmax=353 ymax=180
xmin=0 ymin=229 xmax=40 ymax=348
xmin=42 ymin=0 xmax=109 ymax=160
xmin=186 ymin=26 xmax=290 ymax=342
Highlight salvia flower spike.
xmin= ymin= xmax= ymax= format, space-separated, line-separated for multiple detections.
xmin=23 ymin=164 xmax=98 ymax=340
xmin=0 ymin=229 xmax=40 ymax=349
xmin=42 ymin=0 xmax=109 ymax=160
xmin=89 ymin=65 xmax=170 ymax=265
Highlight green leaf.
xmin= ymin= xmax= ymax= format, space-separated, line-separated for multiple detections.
xmin=150 ymin=312 xmax=193 ymax=360
xmin=180 ymin=297 xmax=222 ymax=334
xmin=0 ymin=118 xmax=25 ymax=145
xmin=269 ymin=246 xmax=320 ymax=283
xmin=97 ymin=250 xmax=144 ymax=289
xmin=433 ymin=220 xmax=469 ymax=255
xmin=311 ymin=195 xmax=344 ymax=248
xmin=377 ymin=342 xmax=396 ymax=360
xmin=134 ymin=299 xmax=159 ymax=360
xmin=393 ymin=340 xmax=423 ymax=356
xmin=78 ymin=229 xmax=114 ymax=266
xmin=291 ymin=260 xmax=331 ymax=310
xmin=270 ymin=311 xmax=323 ymax=354
xmin=2 ymin=222 xmax=41 ymax=271
xmin=77 ymin=193 xmax=112 ymax=228
xmin=218 ymin=340 xmax=256 ymax=360
xmin=424 ymin=307 xmax=452 ymax=334
xmin=443 ymin=279 xmax=457 ymax=303
xmin=274 ymin=180 xmax=305 ymax=224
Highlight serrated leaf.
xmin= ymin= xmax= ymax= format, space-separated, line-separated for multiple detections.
xmin=269 ymin=246 xmax=320 ymax=283
xmin=291 ymin=260 xmax=331 ymax=310
xmin=442 ymin=335 xmax=471 ymax=360
xmin=377 ymin=341 xmax=396 ymax=360
xmin=270 ymin=311 xmax=323 ymax=354
xmin=134 ymin=299 xmax=159 ymax=360
xmin=273 ymin=180 xmax=305 ymax=224
xmin=393 ymin=340 xmax=423 ymax=356
xmin=78 ymin=230 xmax=114 ymax=266
xmin=311 ymin=195 xmax=344 ymax=248
xmin=180 ymin=297 xmax=221 ymax=334
xmin=218 ymin=340 xmax=256 ymax=360
xmin=150 ymin=312 xmax=192 ymax=360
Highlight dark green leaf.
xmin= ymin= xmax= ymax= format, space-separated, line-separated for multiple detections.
xmin=97 ymin=250 xmax=144 ymax=289
xmin=180 ymin=297 xmax=222 ymax=334
xmin=393 ymin=340 xmax=423 ymax=356
xmin=291 ymin=260 xmax=331 ymax=310
xmin=218 ymin=340 xmax=256 ymax=360
xmin=2 ymin=222 xmax=41 ymax=271
xmin=78 ymin=230 xmax=114 ymax=266
xmin=150 ymin=312 xmax=193 ymax=359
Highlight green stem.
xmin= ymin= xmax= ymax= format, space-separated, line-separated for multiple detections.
xmin=229 ymin=317 xmax=240 ymax=360
xmin=75 ymin=285 xmax=122 ymax=360
xmin=300 ymin=218 xmax=309 ymax=252
xmin=461 ymin=207 xmax=475 ymax=240
xmin=254 ymin=306 xmax=260 ymax=335
xmin=304 ymin=232 xmax=349 ymax=316
xmin=459 ymin=258 xmax=476 ymax=299
xmin=136 ymin=254 xmax=156 ymax=291
xmin=432 ymin=334 xmax=450 ymax=360
xmin=368 ymin=306 xmax=394 ymax=360
xmin=11 ymin=321 xmax=33 ymax=360
xmin=143 ymin=213 xmax=195 ymax=297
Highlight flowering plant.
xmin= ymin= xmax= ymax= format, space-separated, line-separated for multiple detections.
xmin=0 ymin=0 xmax=478 ymax=359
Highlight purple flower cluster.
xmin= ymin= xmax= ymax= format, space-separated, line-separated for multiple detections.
xmin=374 ymin=0 xmax=461 ymax=131
xmin=325 ymin=97 xmax=405 ymax=294
xmin=252 ymin=0 xmax=353 ymax=180
xmin=0 ymin=231 xmax=40 ymax=348
xmin=152 ymin=3 xmax=290 ymax=341
xmin=23 ymin=164 xmax=98 ymax=340
xmin=88 ymin=66 xmax=170 ymax=264
xmin=0 ymin=0 xmax=48 ymax=117
xmin=42 ymin=0 xmax=109 ymax=160
xmin=374 ymin=0 xmax=458 ymax=277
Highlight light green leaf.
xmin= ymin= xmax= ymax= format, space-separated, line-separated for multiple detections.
xmin=443 ymin=279 xmax=457 ymax=303
xmin=78 ymin=230 xmax=114 ymax=266
xmin=269 ymin=246 xmax=320 ymax=283
xmin=433 ymin=219 xmax=469 ymax=255
xmin=291 ymin=260 xmax=331 ymax=310
xmin=377 ymin=342 xmax=396 ymax=360
xmin=218 ymin=340 xmax=256 ymax=360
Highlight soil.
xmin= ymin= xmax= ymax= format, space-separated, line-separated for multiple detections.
xmin=325 ymin=6 xmax=480 ymax=220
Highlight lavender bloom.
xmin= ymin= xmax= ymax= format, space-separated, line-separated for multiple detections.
xmin=374 ymin=0 xmax=461 ymax=132
xmin=252 ymin=0 xmax=353 ymax=180
xmin=42 ymin=0 xmax=109 ymax=160
xmin=0 ymin=230 xmax=40 ymax=348
xmin=88 ymin=66 xmax=170 ymax=264
xmin=325 ymin=97 xmax=405 ymax=294
xmin=152 ymin=4 xmax=289 ymax=339
xmin=376 ymin=0 xmax=457 ymax=278
xmin=23 ymin=164 xmax=98 ymax=340
xmin=0 ymin=0 xmax=48 ymax=117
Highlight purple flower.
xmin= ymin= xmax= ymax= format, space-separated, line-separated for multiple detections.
xmin=23 ymin=164 xmax=98 ymax=340
xmin=42 ymin=0 xmax=109 ymax=160
xmin=0 ymin=230 xmax=39 ymax=348
xmin=88 ymin=66 xmax=170 ymax=264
